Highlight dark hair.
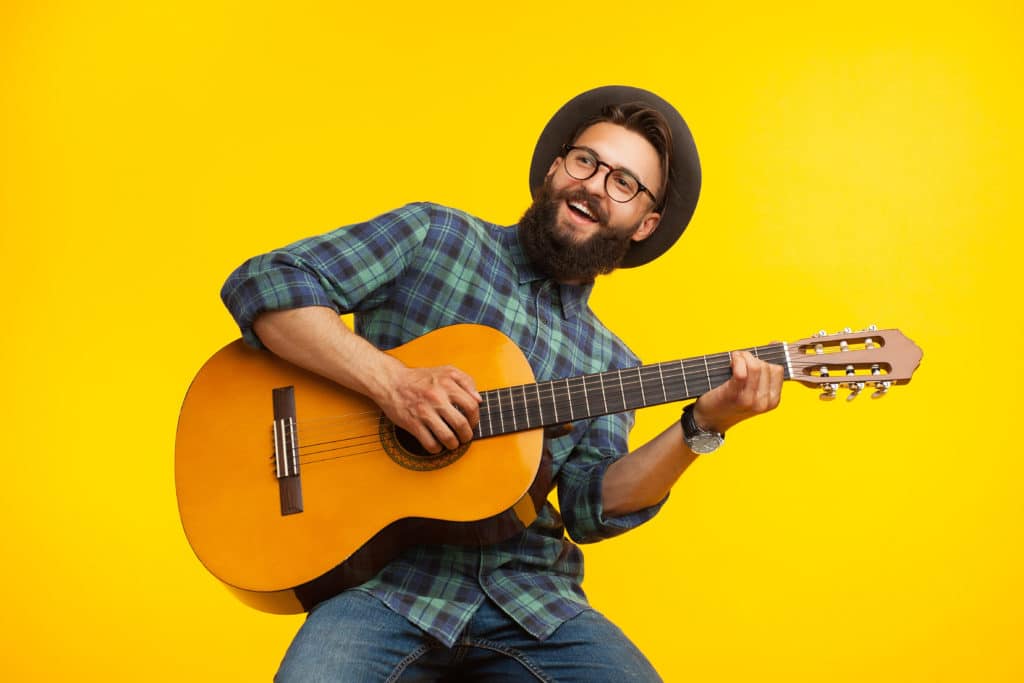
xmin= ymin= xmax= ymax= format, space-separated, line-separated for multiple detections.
xmin=567 ymin=102 xmax=674 ymax=210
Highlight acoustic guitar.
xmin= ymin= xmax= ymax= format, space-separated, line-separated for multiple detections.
xmin=175 ymin=323 xmax=922 ymax=614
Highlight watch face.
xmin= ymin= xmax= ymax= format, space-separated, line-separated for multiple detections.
xmin=688 ymin=432 xmax=724 ymax=454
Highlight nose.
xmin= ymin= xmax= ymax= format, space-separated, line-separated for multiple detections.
xmin=581 ymin=162 xmax=610 ymax=197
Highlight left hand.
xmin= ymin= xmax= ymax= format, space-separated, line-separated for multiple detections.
xmin=693 ymin=351 xmax=784 ymax=434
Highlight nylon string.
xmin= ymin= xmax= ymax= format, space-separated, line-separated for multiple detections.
xmin=281 ymin=345 xmax=803 ymax=467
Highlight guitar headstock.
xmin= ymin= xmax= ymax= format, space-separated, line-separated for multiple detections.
xmin=787 ymin=326 xmax=923 ymax=401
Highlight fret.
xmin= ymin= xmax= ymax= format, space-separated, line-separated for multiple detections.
xmin=565 ymin=378 xmax=574 ymax=421
xmin=535 ymin=383 xmax=544 ymax=426
xmin=679 ymin=359 xmax=689 ymax=397
xmin=598 ymin=368 xmax=622 ymax=411
xmin=598 ymin=371 xmax=609 ymax=413
xmin=477 ymin=389 xmax=493 ymax=438
xmin=636 ymin=366 xmax=647 ymax=407
xmin=682 ymin=357 xmax=708 ymax=395
xmin=618 ymin=369 xmax=626 ymax=409
xmin=496 ymin=387 xmax=505 ymax=434
xmin=506 ymin=387 xmax=517 ymax=432
xmin=656 ymin=363 xmax=668 ymax=404
xmin=581 ymin=375 xmax=591 ymax=417
xmin=521 ymin=384 xmax=531 ymax=429
xmin=702 ymin=355 xmax=711 ymax=394
xmin=548 ymin=381 xmax=559 ymax=424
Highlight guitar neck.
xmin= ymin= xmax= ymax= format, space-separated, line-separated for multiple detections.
xmin=474 ymin=342 xmax=792 ymax=439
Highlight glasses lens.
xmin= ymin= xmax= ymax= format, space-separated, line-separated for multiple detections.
xmin=606 ymin=171 xmax=640 ymax=202
xmin=564 ymin=148 xmax=597 ymax=181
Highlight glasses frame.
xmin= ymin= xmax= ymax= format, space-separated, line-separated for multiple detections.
xmin=560 ymin=145 xmax=659 ymax=205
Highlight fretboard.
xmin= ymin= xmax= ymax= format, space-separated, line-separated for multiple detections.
xmin=473 ymin=343 xmax=791 ymax=439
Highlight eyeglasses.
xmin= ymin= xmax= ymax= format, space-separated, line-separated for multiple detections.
xmin=561 ymin=145 xmax=658 ymax=205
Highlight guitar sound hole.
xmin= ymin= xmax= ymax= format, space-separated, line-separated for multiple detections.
xmin=380 ymin=418 xmax=469 ymax=471
xmin=394 ymin=427 xmax=441 ymax=459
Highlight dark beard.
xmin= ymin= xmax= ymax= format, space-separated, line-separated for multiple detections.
xmin=518 ymin=181 xmax=636 ymax=283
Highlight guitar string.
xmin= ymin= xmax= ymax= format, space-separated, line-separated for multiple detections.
xmin=288 ymin=349 xmax=802 ymax=450
xmin=280 ymin=347 xmax=880 ymax=464
xmin=284 ymin=366 xmax=749 ymax=466
xmin=291 ymin=347 xmax=794 ymax=436
xmin=284 ymin=344 xmax=868 ymax=440
xmin=286 ymin=366 xmax=743 ymax=464
xmin=289 ymin=358 xmax=755 ymax=444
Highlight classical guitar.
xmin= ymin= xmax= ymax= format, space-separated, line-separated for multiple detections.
xmin=175 ymin=323 xmax=922 ymax=614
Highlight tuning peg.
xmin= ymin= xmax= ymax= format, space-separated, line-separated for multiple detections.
xmin=820 ymin=384 xmax=838 ymax=401
xmin=847 ymin=381 xmax=865 ymax=401
xmin=871 ymin=381 xmax=891 ymax=399
xmin=844 ymin=365 xmax=863 ymax=401
xmin=862 ymin=325 xmax=879 ymax=349
xmin=869 ymin=364 xmax=890 ymax=398
xmin=819 ymin=366 xmax=839 ymax=400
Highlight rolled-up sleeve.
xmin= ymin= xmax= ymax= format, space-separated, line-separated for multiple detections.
xmin=220 ymin=203 xmax=433 ymax=347
xmin=556 ymin=411 xmax=667 ymax=544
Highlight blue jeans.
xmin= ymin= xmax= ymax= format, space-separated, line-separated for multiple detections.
xmin=275 ymin=591 xmax=661 ymax=681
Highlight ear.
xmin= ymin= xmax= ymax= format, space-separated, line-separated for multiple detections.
xmin=631 ymin=212 xmax=661 ymax=242
xmin=546 ymin=157 xmax=560 ymax=179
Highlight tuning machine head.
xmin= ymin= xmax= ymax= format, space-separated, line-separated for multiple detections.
xmin=819 ymin=382 xmax=839 ymax=401
xmin=872 ymin=380 xmax=892 ymax=399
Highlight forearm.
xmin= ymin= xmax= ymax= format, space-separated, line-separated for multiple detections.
xmin=253 ymin=305 xmax=480 ymax=453
xmin=601 ymin=420 xmax=699 ymax=517
xmin=602 ymin=349 xmax=786 ymax=517
xmin=252 ymin=305 xmax=403 ymax=405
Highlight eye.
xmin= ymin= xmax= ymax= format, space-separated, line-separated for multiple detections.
xmin=611 ymin=172 xmax=637 ymax=192
xmin=573 ymin=152 xmax=596 ymax=167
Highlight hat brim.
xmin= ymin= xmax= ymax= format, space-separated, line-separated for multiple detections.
xmin=529 ymin=85 xmax=701 ymax=268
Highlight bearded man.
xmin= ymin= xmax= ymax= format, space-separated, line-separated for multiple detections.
xmin=221 ymin=85 xmax=784 ymax=681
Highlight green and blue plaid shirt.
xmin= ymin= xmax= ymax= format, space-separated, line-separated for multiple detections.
xmin=222 ymin=202 xmax=665 ymax=646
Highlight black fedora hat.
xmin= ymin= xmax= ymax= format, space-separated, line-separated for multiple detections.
xmin=529 ymin=85 xmax=701 ymax=268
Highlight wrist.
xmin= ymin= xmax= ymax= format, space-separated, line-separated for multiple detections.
xmin=360 ymin=351 xmax=407 ymax=406
xmin=681 ymin=403 xmax=725 ymax=454
xmin=691 ymin=400 xmax=721 ymax=434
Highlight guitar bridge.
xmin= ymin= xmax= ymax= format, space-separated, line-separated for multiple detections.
xmin=272 ymin=386 xmax=303 ymax=516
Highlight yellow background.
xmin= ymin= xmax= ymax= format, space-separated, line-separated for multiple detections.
xmin=3 ymin=1 xmax=1021 ymax=680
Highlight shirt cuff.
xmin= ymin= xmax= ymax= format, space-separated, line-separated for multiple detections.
xmin=567 ymin=456 xmax=668 ymax=543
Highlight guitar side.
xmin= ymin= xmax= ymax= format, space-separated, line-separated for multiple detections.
xmin=174 ymin=324 xmax=543 ymax=613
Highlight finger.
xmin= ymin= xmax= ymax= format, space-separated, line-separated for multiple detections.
xmin=423 ymin=412 xmax=462 ymax=452
xmin=769 ymin=363 xmax=784 ymax=409
xmin=730 ymin=351 xmax=749 ymax=383
xmin=437 ymin=402 xmax=475 ymax=444
xmin=450 ymin=369 xmax=482 ymax=402
xmin=735 ymin=352 xmax=761 ymax=409
xmin=447 ymin=385 xmax=481 ymax=429
xmin=408 ymin=421 xmax=443 ymax=454
xmin=754 ymin=359 xmax=773 ymax=412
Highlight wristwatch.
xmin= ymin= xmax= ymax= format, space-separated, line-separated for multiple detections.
xmin=681 ymin=403 xmax=725 ymax=454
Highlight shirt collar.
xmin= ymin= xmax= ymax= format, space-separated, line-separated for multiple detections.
xmin=498 ymin=225 xmax=593 ymax=321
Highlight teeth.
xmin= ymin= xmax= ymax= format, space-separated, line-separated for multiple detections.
xmin=569 ymin=201 xmax=595 ymax=220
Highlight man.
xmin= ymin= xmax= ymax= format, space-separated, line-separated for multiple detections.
xmin=222 ymin=85 xmax=784 ymax=681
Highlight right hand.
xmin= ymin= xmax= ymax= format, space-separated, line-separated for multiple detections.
xmin=375 ymin=364 xmax=482 ymax=454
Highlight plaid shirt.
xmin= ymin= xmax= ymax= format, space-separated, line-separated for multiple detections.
xmin=221 ymin=202 xmax=665 ymax=646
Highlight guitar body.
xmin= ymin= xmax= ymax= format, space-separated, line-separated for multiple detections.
xmin=175 ymin=324 xmax=543 ymax=614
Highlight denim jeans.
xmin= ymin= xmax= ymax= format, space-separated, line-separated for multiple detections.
xmin=275 ymin=590 xmax=661 ymax=682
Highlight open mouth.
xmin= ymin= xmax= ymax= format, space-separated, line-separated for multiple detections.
xmin=566 ymin=199 xmax=598 ymax=223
